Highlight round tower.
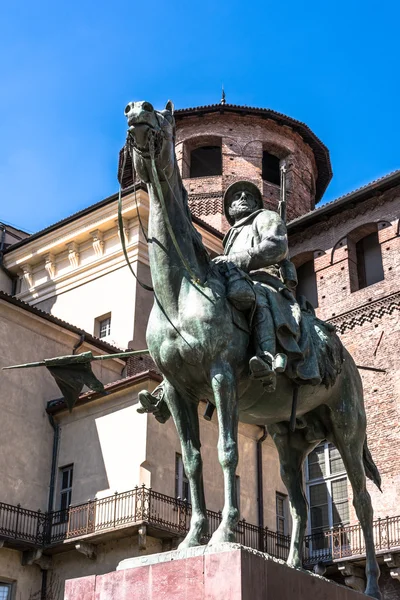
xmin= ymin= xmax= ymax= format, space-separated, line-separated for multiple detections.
xmin=174 ymin=103 xmax=332 ymax=232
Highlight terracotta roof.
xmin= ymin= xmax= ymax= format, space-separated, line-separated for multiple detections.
xmin=174 ymin=103 xmax=332 ymax=202
xmin=46 ymin=369 xmax=162 ymax=414
xmin=0 ymin=291 xmax=125 ymax=355
xmin=287 ymin=169 xmax=400 ymax=235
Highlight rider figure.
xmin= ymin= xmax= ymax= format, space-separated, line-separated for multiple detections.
xmin=215 ymin=180 xmax=295 ymax=391
xmin=138 ymin=180 xmax=303 ymax=420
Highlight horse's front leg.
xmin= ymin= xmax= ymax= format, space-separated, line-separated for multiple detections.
xmin=163 ymin=380 xmax=208 ymax=549
xmin=209 ymin=363 xmax=239 ymax=545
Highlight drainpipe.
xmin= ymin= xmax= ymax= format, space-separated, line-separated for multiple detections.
xmin=47 ymin=414 xmax=60 ymax=513
xmin=40 ymin=569 xmax=48 ymax=600
xmin=257 ymin=426 xmax=268 ymax=549
xmin=73 ymin=332 xmax=85 ymax=354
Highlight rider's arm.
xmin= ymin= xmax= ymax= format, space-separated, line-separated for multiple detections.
xmin=225 ymin=212 xmax=288 ymax=273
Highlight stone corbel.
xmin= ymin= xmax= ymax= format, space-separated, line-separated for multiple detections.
xmin=384 ymin=554 xmax=400 ymax=580
xmin=338 ymin=563 xmax=365 ymax=593
xmin=90 ymin=229 xmax=104 ymax=257
xmin=67 ymin=241 xmax=80 ymax=269
xmin=44 ymin=253 xmax=56 ymax=280
xmin=22 ymin=549 xmax=52 ymax=570
xmin=115 ymin=218 xmax=129 ymax=243
xmin=138 ymin=524 xmax=147 ymax=550
xmin=21 ymin=264 xmax=33 ymax=289
xmin=75 ymin=542 xmax=96 ymax=560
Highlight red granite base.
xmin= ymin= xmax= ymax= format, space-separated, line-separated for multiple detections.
xmin=64 ymin=545 xmax=365 ymax=600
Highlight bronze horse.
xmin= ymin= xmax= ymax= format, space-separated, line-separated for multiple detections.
xmin=123 ymin=99 xmax=382 ymax=599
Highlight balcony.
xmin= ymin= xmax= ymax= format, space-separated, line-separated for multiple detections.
xmin=1 ymin=488 xmax=399 ymax=568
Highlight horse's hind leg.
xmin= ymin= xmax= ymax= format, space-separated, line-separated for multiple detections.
xmin=163 ymin=380 xmax=207 ymax=548
xmin=270 ymin=423 xmax=317 ymax=567
xmin=208 ymin=363 xmax=239 ymax=545
xmin=328 ymin=396 xmax=381 ymax=599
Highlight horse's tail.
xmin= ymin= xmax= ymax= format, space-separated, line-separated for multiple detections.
xmin=363 ymin=437 xmax=382 ymax=492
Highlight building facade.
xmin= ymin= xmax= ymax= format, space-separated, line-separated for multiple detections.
xmin=0 ymin=101 xmax=399 ymax=599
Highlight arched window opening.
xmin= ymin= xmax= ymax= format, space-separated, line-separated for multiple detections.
xmin=296 ymin=260 xmax=318 ymax=308
xmin=262 ymin=151 xmax=280 ymax=186
xmin=356 ymin=231 xmax=384 ymax=290
xmin=190 ymin=146 xmax=222 ymax=178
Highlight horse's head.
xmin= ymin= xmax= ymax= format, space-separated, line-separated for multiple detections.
xmin=124 ymin=100 xmax=175 ymax=182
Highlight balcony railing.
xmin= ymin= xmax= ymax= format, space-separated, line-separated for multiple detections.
xmin=1 ymin=488 xmax=400 ymax=566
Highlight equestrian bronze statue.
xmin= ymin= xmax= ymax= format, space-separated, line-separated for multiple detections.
xmin=122 ymin=99 xmax=382 ymax=599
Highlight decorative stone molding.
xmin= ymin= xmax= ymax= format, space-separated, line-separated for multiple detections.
xmin=338 ymin=563 xmax=365 ymax=593
xmin=67 ymin=241 xmax=80 ymax=269
xmin=22 ymin=549 xmax=52 ymax=570
xmin=90 ymin=229 xmax=105 ymax=257
xmin=44 ymin=253 xmax=56 ymax=280
xmin=115 ymin=218 xmax=129 ymax=242
xmin=138 ymin=524 xmax=147 ymax=550
xmin=21 ymin=264 xmax=33 ymax=289
xmin=289 ymin=189 xmax=398 ymax=246
xmin=382 ymin=554 xmax=400 ymax=580
xmin=328 ymin=291 xmax=400 ymax=334
xmin=75 ymin=542 xmax=97 ymax=560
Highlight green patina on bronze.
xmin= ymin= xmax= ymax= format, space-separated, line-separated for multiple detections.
xmin=122 ymin=99 xmax=382 ymax=599
xmin=4 ymin=349 xmax=149 ymax=412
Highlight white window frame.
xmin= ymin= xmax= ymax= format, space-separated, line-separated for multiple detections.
xmin=305 ymin=442 xmax=349 ymax=535
xmin=276 ymin=492 xmax=288 ymax=536
xmin=59 ymin=464 xmax=74 ymax=513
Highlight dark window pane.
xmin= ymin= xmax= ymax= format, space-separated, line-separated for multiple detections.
xmin=262 ymin=152 xmax=280 ymax=186
xmin=190 ymin=146 xmax=222 ymax=178
xmin=62 ymin=470 xmax=69 ymax=490
xmin=308 ymin=445 xmax=326 ymax=480
xmin=310 ymin=483 xmax=328 ymax=507
xmin=296 ymin=260 xmax=318 ymax=308
xmin=356 ymin=232 xmax=384 ymax=289
xmin=329 ymin=446 xmax=345 ymax=475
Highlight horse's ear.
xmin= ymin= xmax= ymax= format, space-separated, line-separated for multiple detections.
xmin=165 ymin=100 xmax=174 ymax=115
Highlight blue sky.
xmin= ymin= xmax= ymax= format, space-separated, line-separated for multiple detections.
xmin=1 ymin=0 xmax=399 ymax=233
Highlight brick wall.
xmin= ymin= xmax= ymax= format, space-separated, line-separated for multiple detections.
xmin=176 ymin=113 xmax=319 ymax=233
xmin=290 ymin=186 xmax=400 ymax=522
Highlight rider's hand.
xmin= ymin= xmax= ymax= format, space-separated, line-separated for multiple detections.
xmin=212 ymin=255 xmax=230 ymax=264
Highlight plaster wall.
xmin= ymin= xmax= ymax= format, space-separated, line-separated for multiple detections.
xmin=146 ymin=402 xmax=287 ymax=530
xmin=53 ymin=381 xmax=159 ymax=508
xmin=35 ymin=263 xmax=142 ymax=351
xmin=0 ymin=299 xmax=123 ymax=511
xmin=0 ymin=548 xmax=42 ymax=600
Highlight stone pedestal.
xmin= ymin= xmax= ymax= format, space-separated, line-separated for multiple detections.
xmin=64 ymin=543 xmax=365 ymax=600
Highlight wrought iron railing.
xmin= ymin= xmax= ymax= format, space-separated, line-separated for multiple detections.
xmin=2 ymin=488 xmax=400 ymax=566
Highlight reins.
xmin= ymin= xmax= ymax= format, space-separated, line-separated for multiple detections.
xmin=118 ymin=143 xmax=154 ymax=292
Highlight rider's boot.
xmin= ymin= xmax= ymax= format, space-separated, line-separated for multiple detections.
xmin=249 ymin=305 xmax=287 ymax=392
xmin=137 ymin=382 xmax=170 ymax=423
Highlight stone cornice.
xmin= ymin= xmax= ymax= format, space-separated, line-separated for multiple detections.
xmin=327 ymin=291 xmax=400 ymax=334
xmin=3 ymin=190 xmax=150 ymax=271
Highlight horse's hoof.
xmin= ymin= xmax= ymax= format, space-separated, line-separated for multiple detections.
xmin=208 ymin=529 xmax=236 ymax=546
xmin=178 ymin=537 xmax=202 ymax=550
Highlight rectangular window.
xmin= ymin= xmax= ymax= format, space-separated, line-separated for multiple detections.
xmin=0 ymin=584 xmax=12 ymax=600
xmin=306 ymin=442 xmax=349 ymax=554
xmin=60 ymin=464 xmax=73 ymax=515
xmin=276 ymin=492 xmax=287 ymax=535
xmin=175 ymin=454 xmax=190 ymax=502
xmin=99 ymin=316 xmax=111 ymax=338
